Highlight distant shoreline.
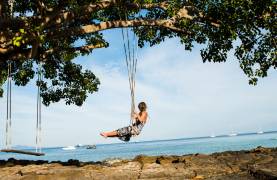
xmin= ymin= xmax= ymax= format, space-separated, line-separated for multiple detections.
xmin=137 ymin=130 xmax=277 ymax=144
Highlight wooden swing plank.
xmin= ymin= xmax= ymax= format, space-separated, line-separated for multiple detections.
xmin=0 ymin=149 xmax=45 ymax=156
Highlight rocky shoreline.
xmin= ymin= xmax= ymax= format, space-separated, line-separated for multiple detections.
xmin=0 ymin=146 xmax=276 ymax=180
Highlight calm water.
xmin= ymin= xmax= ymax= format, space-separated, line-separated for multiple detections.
xmin=1 ymin=132 xmax=277 ymax=162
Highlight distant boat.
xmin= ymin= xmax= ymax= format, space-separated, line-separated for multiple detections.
xmin=257 ymin=131 xmax=264 ymax=134
xmin=229 ymin=133 xmax=238 ymax=137
xmin=62 ymin=146 xmax=76 ymax=150
xmin=86 ymin=145 xmax=96 ymax=149
xmin=76 ymin=144 xmax=84 ymax=147
xmin=210 ymin=135 xmax=216 ymax=138
xmin=229 ymin=126 xmax=237 ymax=137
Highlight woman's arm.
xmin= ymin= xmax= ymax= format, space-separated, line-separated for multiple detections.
xmin=134 ymin=112 xmax=148 ymax=123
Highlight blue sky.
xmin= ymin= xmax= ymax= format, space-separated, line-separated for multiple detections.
xmin=1 ymin=29 xmax=277 ymax=147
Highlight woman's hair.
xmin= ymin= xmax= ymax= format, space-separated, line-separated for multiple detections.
xmin=138 ymin=102 xmax=147 ymax=112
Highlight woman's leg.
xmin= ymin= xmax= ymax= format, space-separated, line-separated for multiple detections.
xmin=100 ymin=130 xmax=118 ymax=138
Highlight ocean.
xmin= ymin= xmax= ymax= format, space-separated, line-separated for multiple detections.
xmin=1 ymin=132 xmax=277 ymax=162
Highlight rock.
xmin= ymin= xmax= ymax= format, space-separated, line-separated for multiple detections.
xmin=194 ymin=175 xmax=204 ymax=179
xmin=251 ymin=146 xmax=272 ymax=153
xmin=249 ymin=168 xmax=277 ymax=180
xmin=0 ymin=147 xmax=276 ymax=179
xmin=66 ymin=159 xmax=81 ymax=166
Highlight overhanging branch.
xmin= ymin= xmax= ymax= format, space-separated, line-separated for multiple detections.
xmin=49 ymin=19 xmax=190 ymax=39
xmin=0 ymin=43 xmax=105 ymax=61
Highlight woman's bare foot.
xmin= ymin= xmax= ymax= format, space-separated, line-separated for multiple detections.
xmin=100 ymin=132 xmax=107 ymax=138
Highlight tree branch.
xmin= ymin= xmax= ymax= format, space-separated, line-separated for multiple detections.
xmin=0 ymin=1 xmax=219 ymax=40
xmin=145 ymin=2 xmax=168 ymax=10
xmin=0 ymin=0 xmax=117 ymax=31
xmin=43 ymin=1 xmax=210 ymax=32
xmin=173 ymin=6 xmax=220 ymax=27
xmin=40 ymin=0 xmax=118 ymax=28
xmin=41 ymin=43 xmax=106 ymax=58
xmin=49 ymin=19 xmax=190 ymax=39
xmin=0 ymin=47 xmax=8 ymax=54
xmin=0 ymin=44 xmax=105 ymax=61
xmin=0 ymin=1 xmax=220 ymax=61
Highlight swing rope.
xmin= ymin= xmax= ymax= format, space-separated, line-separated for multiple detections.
xmin=120 ymin=10 xmax=139 ymax=125
xmin=5 ymin=62 xmax=12 ymax=150
xmin=5 ymin=0 xmax=15 ymax=150
xmin=36 ymin=63 xmax=43 ymax=153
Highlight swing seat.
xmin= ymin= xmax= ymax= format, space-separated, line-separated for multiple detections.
xmin=1 ymin=149 xmax=45 ymax=156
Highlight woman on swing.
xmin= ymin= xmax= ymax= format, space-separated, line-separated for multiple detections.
xmin=100 ymin=102 xmax=148 ymax=142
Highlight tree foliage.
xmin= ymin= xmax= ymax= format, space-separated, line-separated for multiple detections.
xmin=0 ymin=0 xmax=276 ymax=106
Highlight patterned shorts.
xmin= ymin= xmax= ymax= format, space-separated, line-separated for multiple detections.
xmin=116 ymin=125 xmax=133 ymax=137
xmin=116 ymin=124 xmax=143 ymax=142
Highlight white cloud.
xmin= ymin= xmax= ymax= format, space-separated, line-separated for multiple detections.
xmin=0 ymin=37 xmax=277 ymax=147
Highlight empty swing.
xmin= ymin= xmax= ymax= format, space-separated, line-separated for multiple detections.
xmin=1 ymin=62 xmax=45 ymax=156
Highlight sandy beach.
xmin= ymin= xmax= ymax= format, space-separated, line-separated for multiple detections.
xmin=0 ymin=146 xmax=276 ymax=180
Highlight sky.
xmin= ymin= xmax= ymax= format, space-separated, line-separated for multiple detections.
xmin=0 ymin=29 xmax=277 ymax=147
